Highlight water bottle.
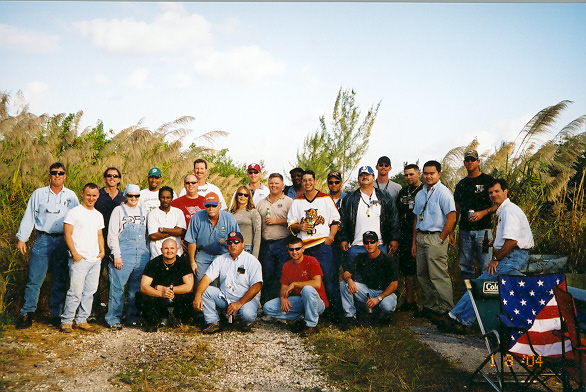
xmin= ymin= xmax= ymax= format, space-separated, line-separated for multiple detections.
xmin=265 ymin=208 xmax=271 ymax=218
xmin=482 ymin=230 xmax=490 ymax=254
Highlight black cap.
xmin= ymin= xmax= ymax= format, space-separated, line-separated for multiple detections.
xmin=362 ymin=231 xmax=379 ymax=242
xmin=377 ymin=156 xmax=391 ymax=166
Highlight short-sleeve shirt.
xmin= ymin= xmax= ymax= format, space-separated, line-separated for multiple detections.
xmin=205 ymin=251 xmax=263 ymax=304
xmin=281 ymin=255 xmax=328 ymax=307
xmin=147 ymin=207 xmax=186 ymax=257
xmin=139 ymin=188 xmax=161 ymax=215
xmin=63 ymin=205 xmax=105 ymax=262
xmin=256 ymin=194 xmax=293 ymax=241
xmin=374 ymin=180 xmax=402 ymax=201
xmin=413 ymin=181 xmax=456 ymax=232
xmin=454 ymin=173 xmax=494 ymax=231
xmin=171 ymin=195 xmax=205 ymax=227
xmin=396 ymin=184 xmax=424 ymax=237
xmin=179 ymin=182 xmax=228 ymax=210
xmin=184 ymin=210 xmax=240 ymax=255
xmin=287 ymin=191 xmax=340 ymax=248
xmin=142 ymin=254 xmax=193 ymax=288
xmin=494 ymin=198 xmax=534 ymax=250
xmin=348 ymin=251 xmax=398 ymax=291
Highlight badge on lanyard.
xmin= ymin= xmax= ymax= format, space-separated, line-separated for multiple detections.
xmin=419 ymin=213 xmax=424 ymax=221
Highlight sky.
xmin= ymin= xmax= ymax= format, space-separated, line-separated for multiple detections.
xmin=1 ymin=2 xmax=585 ymax=183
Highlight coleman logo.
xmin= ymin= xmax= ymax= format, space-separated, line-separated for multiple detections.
xmin=483 ymin=281 xmax=499 ymax=294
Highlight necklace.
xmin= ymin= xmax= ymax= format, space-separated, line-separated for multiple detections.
xmin=407 ymin=183 xmax=423 ymax=196
xmin=360 ymin=191 xmax=373 ymax=217
xmin=375 ymin=180 xmax=389 ymax=191
xmin=163 ymin=260 xmax=176 ymax=270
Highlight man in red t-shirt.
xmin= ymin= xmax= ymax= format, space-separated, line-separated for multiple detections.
xmin=262 ymin=236 xmax=328 ymax=336
xmin=171 ymin=174 xmax=205 ymax=227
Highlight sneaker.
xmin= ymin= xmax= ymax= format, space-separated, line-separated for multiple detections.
xmin=16 ymin=313 xmax=33 ymax=329
xmin=202 ymin=322 xmax=221 ymax=334
xmin=87 ymin=314 xmax=98 ymax=323
xmin=50 ymin=317 xmax=61 ymax=328
xmin=300 ymin=326 xmax=319 ymax=337
xmin=239 ymin=323 xmax=253 ymax=333
xmin=108 ymin=323 xmax=123 ymax=330
xmin=60 ymin=323 xmax=73 ymax=333
xmin=158 ymin=318 xmax=169 ymax=328
xmin=289 ymin=319 xmax=305 ymax=333
xmin=125 ymin=319 xmax=142 ymax=328
xmin=145 ymin=325 xmax=158 ymax=333
xmin=76 ymin=322 xmax=96 ymax=332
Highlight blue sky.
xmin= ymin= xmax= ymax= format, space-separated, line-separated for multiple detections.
xmin=1 ymin=2 xmax=585 ymax=182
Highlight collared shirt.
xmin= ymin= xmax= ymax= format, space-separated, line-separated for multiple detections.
xmin=17 ymin=185 xmax=79 ymax=242
xmin=494 ymin=198 xmax=534 ymax=250
xmin=205 ymin=251 xmax=263 ymax=304
xmin=184 ymin=210 xmax=239 ymax=255
xmin=256 ymin=194 xmax=293 ymax=241
xmin=147 ymin=207 xmax=186 ymax=257
xmin=413 ymin=180 xmax=456 ymax=232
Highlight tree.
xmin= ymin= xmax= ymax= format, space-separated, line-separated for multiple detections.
xmin=295 ymin=87 xmax=380 ymax=189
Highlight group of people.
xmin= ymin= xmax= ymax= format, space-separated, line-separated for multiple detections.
xmin=15 ymin=150 xmax=534 ymax=336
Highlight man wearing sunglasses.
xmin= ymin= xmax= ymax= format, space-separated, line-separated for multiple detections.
xmin=16 ymin=162 xmax=79 ymax=329
xmin=193 ymin=232 xmax=262 ymax=334
xmin=374 ymin=156 xmax=402 ymax=201
xmin=263 ymin=236 xmax=327 ymax=336
xmin=171 ymin=174 xmax=205 ymax=228
xmin=340 ymin=231 xmax=399 ymax=327
xmin=185 ymin=192 xmax=239 ymax=282
xmin=453 ymin=149 xmax=496 ymax=285
xmin=179 ymin=158 xmax=228 ymax=210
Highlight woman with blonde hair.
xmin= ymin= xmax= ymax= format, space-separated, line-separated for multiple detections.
xmin=229 ymin=186 xmax=261 ymax=258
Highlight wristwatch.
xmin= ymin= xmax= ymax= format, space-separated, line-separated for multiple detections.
xmin=377 ymin=295 xmax=383 ymax=302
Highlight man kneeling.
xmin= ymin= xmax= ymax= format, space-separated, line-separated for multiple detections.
xmin=340 ymin=231 xmax=399 ymax=327
xmin=263 ymin=236 xmax=328 ymax=336
xmin=136 ymin=239 xmax=195 ymax=332
xmin=193 ymin=232 xmax=263 ymax=334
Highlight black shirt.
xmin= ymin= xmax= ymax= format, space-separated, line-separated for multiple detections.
xmin=95 ymin=187 xmax=125 ymax=237
xmin=396 ymin=183 xmax=424 ymax=238
xmin=348 ymin=251 xmax=398 ymax=291
xmin=454 ymin=173 xmax=494 ymax=231
xmin=143 ymin=255 xmax=193 ymax=288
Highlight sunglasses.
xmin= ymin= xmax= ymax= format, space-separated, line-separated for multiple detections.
xmin=204 ymin=204 xmax=218 ymax=208
xmin=464 ymin=157 xmax=478 ymax=162
xmin=184 ymin=181 xmax=197 ymax=185
xmin=248 ymin=171 xmax=259 ymax=175
xmin=50 ymin=170 xmax=66 ymax=176
xmin=288 ymin=246 xmax=302 ymax=252
xmin=226 ymin=239 xmax=241 ymax=245
xmin=378 ymin=163 xmax=390 ymax=167
xmin=364 ymin=240 xmax=378 ymax=245
xmin=328 ymin=180 xmax=341 ymax=185
xmin=237 ymin=192 xmax=250 ymax=197
xmin=127 ymin=194 xmax=140 ymax=198
xmin=105 ymin=174 xmax=120 ymax=178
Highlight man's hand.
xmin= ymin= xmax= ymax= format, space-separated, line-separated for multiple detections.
xmin=227 ymin=301 xmax=243 ymax=315
xmin=265 ymin=216 xmax=276 ymax=225
xmin=162 ymin=286 xmax=174 ymax=300
xmin=323 ymin=235 xmax=334 ymax=246
xmin=280 ymin=297 xmax=292 ymax=313
xmin=17 ymin=240 xmax=27 ymax=255
xmin=72 ymin=252 xmax=83 ymax=263
xmin=347 ymin=279 xmax=358 ymax=295
xmin=366 ymin=296 xmax=380 ymax=309
xmin=98 ymin=250 xmax=105 ymax=260
xmin=114 ymin=257 xmax=123 ymax=270
xmin=449 ymin=232 xmax=456 ymax=246
xmin=341 ymin=241 xmax=349 ymax=251
xmin=388 ymin=241 xmax=398 ymax=255
xmin=488 ymin=259 xmax=499 ymax=275
xmin=411 ymin=242 xmax=417 ymax=258
xmin=469 ymin=210 xmax=485 ymax=223
xmin=299 ymin=221 xmax=312 ymax=233
xmin=193 ymin=295 xmax=203 ymax=311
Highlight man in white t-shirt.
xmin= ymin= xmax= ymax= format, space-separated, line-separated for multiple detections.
xmin=140 ymin=167 xmax=163 ymax=215
xmin=178 ymin=158 xmax=227 ymax=210
xmin=147 ymin=186 xmax=186 ymax=258
xmin=60 ymin=183 xmax=105 ymax=333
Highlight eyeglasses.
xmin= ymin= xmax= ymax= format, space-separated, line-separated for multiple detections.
xmin=184 ymin=181 xmax=197 ymax=185
xmin=378 ymin=163 xmax=390 ymax=167
xmin=328 ymin=180 xmax=341 ymax=185
xmin=364 ymin=240 xmax=378 ymax=245
xmin=105 ymin=174 xmax=120 ymax=178
xmin=292 ymin=173 xmax=303 ymax=178
xmin=237 ymin=192 xmax=250 ymax=197
xmin=127 ymin=194 xmax=140 ymax=198
xmin=204 ymin=204 xmax=218 ymax=209
xmin=50 ymin=170 xmax=66 ymax=176
xmin=464 ymin=157 xmax=478 ymax=162
xmin=226 ymin=239 xmax=241 ymax=245
xmin=288 ymin=246 xmax=302 ymax=252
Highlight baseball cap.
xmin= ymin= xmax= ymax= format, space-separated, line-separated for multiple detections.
xmin=148 ymin=167 xmax=162 ymax=178
xmin=123 ymin=184 xmax=140 ymax=196
xmin=227 ymin=231 xmax=244 ymax=242
xmin=363 ymin=231 xmax=379 ymax=242
xmin=464 ymin=149 xmax=479 ymax=160
xmin=203 ymin=192 xmax=220 ymax=207
xmin=247 ymin=163 xmax=261 ymax=172
xmin=358 ymin=165 xmax=375 ymax=176
xmin=327 ymin=171 xmax=342 ymax=180
xmin=289 ymin=167 xmax=304 ymax=175
xmin=377 ymin=156 xmax=391 ymax=166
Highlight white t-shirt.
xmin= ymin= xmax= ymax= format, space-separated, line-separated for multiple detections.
xmin=147 ymin=207 xmax=186 ymax=257
xmin=63 ymin=205 xmax=105 ymax=262
xmin=179 ymin=182 xmax=227 ymax=210
xmin=352 ymin=190 xmax=382 ymax=246
xmin=139 ymin=188 xmax=161 ymax=215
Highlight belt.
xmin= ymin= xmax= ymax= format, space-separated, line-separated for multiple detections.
xmin=37 ymin=231 xmax=63 ymax=237
xmin=262 ymin=237 xmax=287 ymax=244
xmin=417 ymin=230 xmax=440 ymax=235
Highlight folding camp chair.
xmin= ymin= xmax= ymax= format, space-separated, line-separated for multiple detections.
xmin=553 ymin=285 xmax=586 ymax=392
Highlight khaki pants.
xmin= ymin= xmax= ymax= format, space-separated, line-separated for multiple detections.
xmin=416 ymin=232 xmax=454 ymax=313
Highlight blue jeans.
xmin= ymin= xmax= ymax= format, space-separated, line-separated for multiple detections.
xmin=201 ymin=286 xmax=259 ymax=326
xmin=258 ymin=238 xmax=291 ymax=304
xmin=195 ymin=251 xmax=221 ymax=283
xmin=340 ymin=281 xmax=397 ymax=319
xmin=263 ymin=286 xmax=326 ymax=327
xmin=21 ymin=233 xmax=69 ymax=318
xmin=450 ymin=248 xmax=529 ymax=326
xmin=458 ymin=230 xmax=492 ymax=280
xmin=61 ymin=259 xmax=101 ymax=324
xmin=305 ymin=243 xmax=342 ymax=315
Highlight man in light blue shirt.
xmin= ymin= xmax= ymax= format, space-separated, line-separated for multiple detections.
xmin=16 ymin=162 xmax=79 ymax=329
xmin=185 ymin=192 xmax=239 ymax=282
xmin=411 ymin=160 xmax=456 ymax=319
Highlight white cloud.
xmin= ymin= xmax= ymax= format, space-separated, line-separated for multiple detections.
xmin=73 ymin=6 xmax=212 ymax=55
xmin=23 ymin=81 xmax=49 ymax=103
xmin=124 ymin=68 xmax=150 ymax=89
xmin=93 ymin=74 xmax=110 ymax=86
xmin=194 ymin=45 xmax=285 ymax=83
xmin=0 ymin=24 xmax=60 ymax=53
xmin=169 ymin=72 xmax=192 ymax=90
